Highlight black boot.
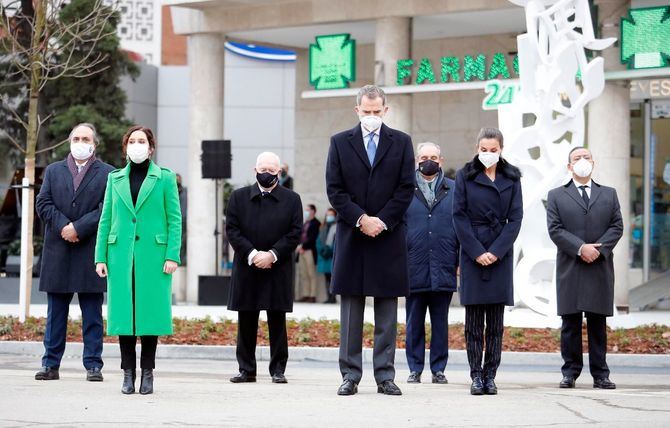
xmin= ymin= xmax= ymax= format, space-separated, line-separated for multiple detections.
xmin=121 ymin=369 xmax=136 ymax=394
xmin=139 ymin=369 xmax=154 ymax=395
xmin=470 ymin=377 xmax=484 ymax=395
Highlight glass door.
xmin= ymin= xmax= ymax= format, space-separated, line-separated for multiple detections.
xmin=649 ymin=105 xmax=670 ymax=279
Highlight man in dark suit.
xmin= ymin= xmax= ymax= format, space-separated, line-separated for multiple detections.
xmin=35 ymin=123 xmax=115 ymax=381
xmin=546 ymin=147 xmax=623 ymax=390
xmin=326 ymin=85 xmax=415 ymax=396
xmin=226 ymin=152 xmax=303 ymax=384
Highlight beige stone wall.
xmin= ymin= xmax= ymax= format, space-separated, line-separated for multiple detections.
xmin=293 ymin=34 xmax=518 ymax=213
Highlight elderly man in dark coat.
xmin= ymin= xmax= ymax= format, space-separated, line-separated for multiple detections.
xmin=34 ymin=123 xmax=115 ymax=381
xmin=225 ymin=151 xmax=303 ymax=384
xmin=326 ymin=85 xmax=415 ymax=396
xmin=404 ymin=142 xmax=459 ymax=385
xmin=547 ymin=147 xmax=623 ymax=390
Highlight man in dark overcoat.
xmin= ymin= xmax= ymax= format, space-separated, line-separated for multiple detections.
xmin=226 ymin=152 xmax=303 ymax=384
xmin=35 ymin=123 xmax=115 ymax=381
xmin=326 ymin=85 xmax=415 ymax=396
xmin=547 ymin=147 xmax=623 ymax=390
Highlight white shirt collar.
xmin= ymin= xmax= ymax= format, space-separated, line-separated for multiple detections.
xmin=573 ymin=179 xmax=592 ymax=189
xmin=361 ymin=124 xmax=380 ymax=139
xmin=257 ymin=183 xmax=276 ymax=193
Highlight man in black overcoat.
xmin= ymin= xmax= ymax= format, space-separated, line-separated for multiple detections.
xmin=35 ymin=123 xmax=115 ymax=381
xmin=226 ymin=152 xmax=303 ymax=384
xmin=326 ymin=85 xmax=415 ymax=396
xmin=547 ymin=147 xmax=623 ymax=390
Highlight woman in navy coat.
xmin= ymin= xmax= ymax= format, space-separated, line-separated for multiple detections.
xmin=452 ymin=128 xmax=523 ymax=396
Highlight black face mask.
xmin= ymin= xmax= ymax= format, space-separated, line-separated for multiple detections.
xmin=257 ymin=172 xmax=278 ymax=188
xmin=418 ymin=160 xmax=440 ymax=176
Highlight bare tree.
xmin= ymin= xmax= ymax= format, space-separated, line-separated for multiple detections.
xmin=0 ymin=0 xmax=117 ymax=320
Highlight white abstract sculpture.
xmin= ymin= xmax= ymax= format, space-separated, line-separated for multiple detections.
xmin=499 ymin=0 xmax=615 ymax=315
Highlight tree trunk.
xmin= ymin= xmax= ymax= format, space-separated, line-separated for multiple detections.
xmin=19 ymin=0 xmax=45 ymax=321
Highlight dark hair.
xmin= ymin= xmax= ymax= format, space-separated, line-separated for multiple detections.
xmin=122 ymin=125 xmax=156 ymax=156
xmin=567 ymin=146 xmax=591 ymax=163
xmin=476 ymin=127 xmax=504 ymax=148
xmin=308 ymin=204 xmax=317 ymax=213
xmin=461 ymin=127 xmax=519 ymax=180
xmin=322 ymin=208 xmax=337 ymax=228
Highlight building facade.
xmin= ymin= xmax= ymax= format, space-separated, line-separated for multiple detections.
xmin=165 ymin=0 xmax=669 ymax=309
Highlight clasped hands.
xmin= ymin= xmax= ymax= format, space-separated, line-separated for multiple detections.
xmin=580 ymin=243 xmax=602 ymax=264
xmin=476 ymin=252 xmax=498 ymax=266
xmin=359 ymin=214 xmax=385 ymax=238
xmin=252 ymin=251 xmax=275 ymax=269
xmin=61 ymin=222 xmax=79 ymax=243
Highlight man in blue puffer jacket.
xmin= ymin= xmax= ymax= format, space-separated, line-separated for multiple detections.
xmin=404 ymin=142 xmax=459 ymax=384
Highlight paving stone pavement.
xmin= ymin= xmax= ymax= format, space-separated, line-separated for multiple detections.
xmin=1 ymin=354 xmax=669 ymax=427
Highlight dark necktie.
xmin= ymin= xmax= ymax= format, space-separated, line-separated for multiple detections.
xmin=262 ymin=191 xmax=269 ymax=197
xmin=579 ymin=185 xmax=590 ymax=206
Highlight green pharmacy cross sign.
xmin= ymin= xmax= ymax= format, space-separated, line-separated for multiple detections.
xmin=621 ymin=6 xmax=670 ymax=69
xmin=309 ymin=34 xmax=356 ymax=90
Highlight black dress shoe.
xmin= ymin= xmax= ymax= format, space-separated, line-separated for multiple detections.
xmin=377 ymin=380 xmax=402 ymax=395
xmin=337 ymin=379 xmax=358 ymax=396
xmin=593 ymin=377 xmax=616 ymax=389
xmin=483 ymin=377 xmax=497 ymax=395
xmin=559 ymin=376 xmax=576 ymax=388
xmin=35 ymin=367 xmax=59 ymax=380
xmin=121 ymin=369 xmax=136 ymax=394
xmin=86 ymin=367 xmax=104 ymax=382
xmin=407 ymin=371 xmax=421 ymax=383
xmin=432 ymin=371 xmax=448 ymax=384
xmin=271 ymin=373 xmax=287 ymax=384
xmin=139 ymin=369 xmax=154 ymax=395
xmin=230 ymin=371 xmax=256 ymax=383
xmin=470 ymin=377 xmax=484 ymax=395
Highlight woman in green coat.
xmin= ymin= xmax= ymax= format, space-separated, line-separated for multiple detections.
xmin=95 ymin=125 xmax=181 ymax=395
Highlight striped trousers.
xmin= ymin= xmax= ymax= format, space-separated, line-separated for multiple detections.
xmin=464 ymin=304 xmax=505 ymax=380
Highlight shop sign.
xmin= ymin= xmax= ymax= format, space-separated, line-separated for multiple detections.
xmin=396 ymin=53 xmax=519 ymax=86
xmin=621 ymin=6 xmax=670 ymax=69
xmin=309 ymin=34 xmax=356 ymax=90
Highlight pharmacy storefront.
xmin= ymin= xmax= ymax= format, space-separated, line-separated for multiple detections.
xmin=169 ymin=0 xmax=669 ymax=309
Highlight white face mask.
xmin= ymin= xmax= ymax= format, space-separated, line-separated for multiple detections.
xmin=572 ymin=158 xmax=593 ymax=178
xmin=127 ymin=143 xmax=150 ymax=164
xmin=360 ymin=115 xmax=383 ymax=132
xmin=478 ymin=152 xmax=500 ymax=169
xmin=70 ymin=142 xmax=94 ymax=161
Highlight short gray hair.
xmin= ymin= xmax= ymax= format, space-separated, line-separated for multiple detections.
xmin=69 ymin=123 xmax=99 ymax=144
xmin=476 ymin=127 xmax=504 ymax=148
xmin=356 ymin=85 xmax=386 ymax=106
xmin=416 ymin=142 xmax=441 ymax=156
xmin=256 ymin=151 xmax=281 ymax=167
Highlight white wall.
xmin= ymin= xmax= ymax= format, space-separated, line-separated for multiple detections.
xmin=223 ymin=51 xmax=296 ymax=187
xmin=122 ymin=62 xmax=159 ymax=132
xmin=156 ymin=65 xmax=190 ymax=179
xmin=154 ymin=51 xmax=296 ymax=188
